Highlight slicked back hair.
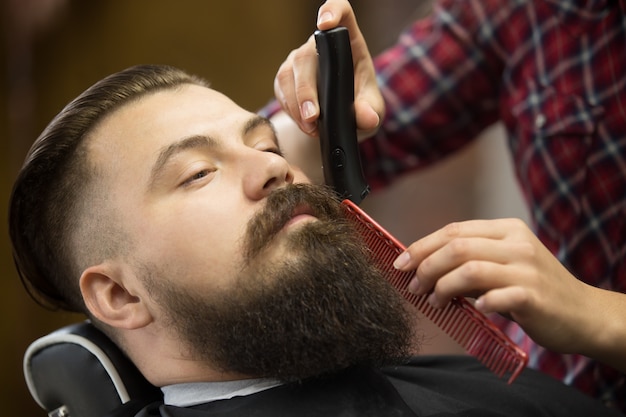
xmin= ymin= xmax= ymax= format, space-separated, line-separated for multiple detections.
xmin=9 ymin=64 xmax=209 ymax=312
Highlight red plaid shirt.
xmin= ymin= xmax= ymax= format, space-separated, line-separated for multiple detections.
xmin=360 ymin=0 xmax=626 ymax=411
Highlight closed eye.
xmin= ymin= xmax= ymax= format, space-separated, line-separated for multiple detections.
xmin=182 ymin=168 xmax=215 ymax=186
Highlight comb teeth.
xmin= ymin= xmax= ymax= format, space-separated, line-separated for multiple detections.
xmin=342 ymin=200 xmax=528 ymax=384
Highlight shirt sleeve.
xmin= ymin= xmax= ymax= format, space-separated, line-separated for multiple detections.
xmin=362 ymin=0 xmax=506 ymax=189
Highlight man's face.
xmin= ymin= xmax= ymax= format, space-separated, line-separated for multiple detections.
xmin=88 ymin=84 xmax=414 ymax=381
xmin=88 ymin=84 xmax=310 ymax=294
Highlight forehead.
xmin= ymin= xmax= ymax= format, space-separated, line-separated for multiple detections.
xmin=85 ymin=84 xmax=253 ymax=179
xmin=92 ymin=84 xmax=247 ymax=150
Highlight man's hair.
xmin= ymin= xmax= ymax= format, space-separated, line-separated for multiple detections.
xmin=8 ymin=64 xmax=209 ymax=313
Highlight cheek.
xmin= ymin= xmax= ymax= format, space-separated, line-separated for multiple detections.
xmin=132 ymin=205 xmax=250 ymax=290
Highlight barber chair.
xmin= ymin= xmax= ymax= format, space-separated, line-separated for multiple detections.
xmin=23 ymin=321 xmax=163 ymax=417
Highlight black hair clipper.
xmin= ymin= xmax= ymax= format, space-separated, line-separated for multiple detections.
xmin=315 ymin=27 xmax=370 ymax=205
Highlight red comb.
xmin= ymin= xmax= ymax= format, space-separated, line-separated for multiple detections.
xmin=342 ymin=199 xmax=528 ymax=384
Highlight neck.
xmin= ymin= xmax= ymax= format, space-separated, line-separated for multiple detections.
xmin=122 ymin=325 xmax=255 ymax=387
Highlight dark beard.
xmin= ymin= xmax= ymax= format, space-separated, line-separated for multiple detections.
xmin=150 ymin=184 xmax=416 ymax=382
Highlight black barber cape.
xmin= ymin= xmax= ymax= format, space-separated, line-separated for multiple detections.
xmin=135 ymin=356 xmax=622 ymax=417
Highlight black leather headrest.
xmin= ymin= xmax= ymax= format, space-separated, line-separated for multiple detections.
xmin=24 ymin=321 xmax=163 ymax=417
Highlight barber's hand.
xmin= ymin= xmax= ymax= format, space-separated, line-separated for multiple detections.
xmin=273 ymin=0 xmax=383 ymax=139
xmin=392 ymin=218 xmax=625 ymax=363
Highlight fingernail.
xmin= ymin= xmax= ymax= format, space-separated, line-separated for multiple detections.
xmin=301 ymin=100 xmax=316 ymax=120
xmin=428 ymin=293 xmax=442 ymax=308
xmin=317 ymin=11 xmax=333 ymax=26
xmin=302 ymin=121 xmax=316 ymax=134
xmin=407 ymin=277 xmax=420 ymax=294
xmin=393 ymin=251 xmax=410 ymax=269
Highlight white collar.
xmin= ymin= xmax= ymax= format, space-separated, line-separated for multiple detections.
xmin=161 ymin=378 xmax=283 ymax=407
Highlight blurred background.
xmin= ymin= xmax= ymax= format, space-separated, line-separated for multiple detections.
xmin=1 ymin=0 xmax=528 ymax=415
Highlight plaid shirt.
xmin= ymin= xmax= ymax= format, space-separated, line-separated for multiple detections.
xmin=361 ymin=0 xmax=626 ymax=411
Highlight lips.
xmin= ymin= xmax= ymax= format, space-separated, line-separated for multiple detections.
xmin=284 ymin=204 xmax=318 ymax=229
xmin=292 ymin=203 xmax=316 ymax=218
xmin=244 ymin=184 xmax=342 ymax=260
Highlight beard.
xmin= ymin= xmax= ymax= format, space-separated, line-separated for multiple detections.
xmin=146 ymin=184 xmax=416 ymax=382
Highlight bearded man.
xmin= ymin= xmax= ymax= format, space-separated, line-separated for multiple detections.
xmin=10 ymin=64 xmax=621 ymax=417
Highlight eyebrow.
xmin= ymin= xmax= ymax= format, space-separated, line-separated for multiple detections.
xmin=147 ymin=115 xmax=279 ymax=190
xmin=148 ymin=135 xmax=217 ymax=190
xmin=242 ymin=115 xmax=282 ymax=153
xmin=242 ymin=115 xmax=277 ymax=139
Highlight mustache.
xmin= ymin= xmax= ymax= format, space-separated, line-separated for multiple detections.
xmin=244 ymin=184 xmax=344 ymax=260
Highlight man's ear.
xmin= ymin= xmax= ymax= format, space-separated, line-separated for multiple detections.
xmin=79 ymin=263 xmax=152 ymax=330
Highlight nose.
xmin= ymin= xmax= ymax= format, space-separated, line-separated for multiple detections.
xmin=242 ymin=150 xmax=295 ymax=201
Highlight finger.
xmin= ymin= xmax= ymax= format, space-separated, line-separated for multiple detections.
xmin=274 ymin=50 xmax=301 ymax=125
xmin=397 ymin=223 xmax=479 ymax=273
xmin=428 ymin=260 xmax=514 ymax=308
xmin=476 ymin=286 xmax=560 ymax=350
xmin=316 ymin=0 xmax=356 ymax=31
xmin=475 ymin=286 xmax=531 ymax=316
xmin=317 ymin=0 xmax=367 ymax=64
xmin=292 ymin=35 xmax=320 ymax=134
xmin=355 ymin=45 xmax=384 ymax=123
xmin=354 ymin=97 xmax=381 ymax=136
xmin=415 ymin=236 xmax=533 ymax=300
xmin=397 ymin=219 xmax=528 ymax=272
xmin=418 ymin=237 xmax=521 ymax=287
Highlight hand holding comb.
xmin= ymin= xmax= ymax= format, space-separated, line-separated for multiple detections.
xmin=314 ymin=26 xmax=528 ymax=383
